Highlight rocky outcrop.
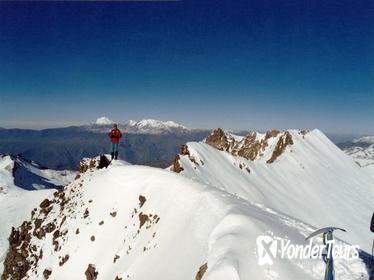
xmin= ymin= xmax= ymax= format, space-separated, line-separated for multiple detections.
xmin=1 ymin=222 xmax=32 ymax=280
xmin=180 ymin=144 xmax=190 ymax=156
xmin=171 ymin=144 xmax=194 ymax=173
xmin=172 ymin=154 xmax=184 ymax=173
xmin=1 ymin=156 xmax=163 ymax=280
xmin=267 ymin=131 xmax=294 ymax=163
xmin=237 ymin=130 xmax=281 ymax=159
xmin=85 ymin=264 xmax=98 ymax=280
xmin=204 ymin=128 xmax=294 ymax=164
xmin=1 ymin=185 xmax=71 ymax=279
xmin=234 ymin=132 xmax=266 ymax=161
xmin=195 ymin=263 xmax=208 ymax=280
xmin=79 ymin=158 xmax=98 ymax=173
xmin=204 ymin=128 xmax=235 ymax=152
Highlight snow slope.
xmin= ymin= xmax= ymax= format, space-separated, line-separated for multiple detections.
xmin=1 ymin=160 xmax=368 ymax=279
xmin=0 ymin=155 xmax=75 ymax=275
xmin=174 ymin=129 xmax=374 ymax=253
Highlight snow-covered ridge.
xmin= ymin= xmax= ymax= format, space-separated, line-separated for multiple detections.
xmin=1 ymin=157 xmax=369 ymax=279
xmin=0 ymin=155 xmax=76 ymax=274
xmin=171 ymin=128 xmax=374 ymax=253
xmin=0 ymin=155 xmax=75 ymax=193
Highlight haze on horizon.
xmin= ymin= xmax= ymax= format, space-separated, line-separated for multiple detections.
xmin=0 ymin=1 xmax=373 ymax=134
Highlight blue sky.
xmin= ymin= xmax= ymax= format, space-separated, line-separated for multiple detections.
xmin=0 ymin=0 xmax=373 ymax=133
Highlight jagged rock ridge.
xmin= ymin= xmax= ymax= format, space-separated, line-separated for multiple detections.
xmin=204 ymin=128 xmax=298 ymax=163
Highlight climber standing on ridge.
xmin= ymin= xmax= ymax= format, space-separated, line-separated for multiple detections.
xmin=108 ymin=123 xmax=122 ymax=160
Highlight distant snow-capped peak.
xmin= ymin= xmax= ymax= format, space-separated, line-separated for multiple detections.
xmin=353 ymin=136 xmax=374 ymax=144
xmin=124 ymin=119 xmax=189 ymax=134
xmin=95 ymin=116 xmax=113 ymax=125
xmin=126 ymin=119 xmax=188 ymax=129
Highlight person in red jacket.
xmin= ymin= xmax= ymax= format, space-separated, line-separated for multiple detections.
xmin=108 ymin=123 xmax=122 ymax=160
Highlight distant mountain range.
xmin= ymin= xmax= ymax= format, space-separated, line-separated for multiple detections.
xmin=89 ymin=117 xmax=191 ymax=134
xmin=0 ymin=118 xmax=210 ymax=170
xmin=1 ymin=117 xmax=371 ymax=172
xmin=338 ymin=136 xmax=374 ymax=174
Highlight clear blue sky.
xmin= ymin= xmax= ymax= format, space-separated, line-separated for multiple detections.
xmin=0 ymin=0 xmax=373 ymax=133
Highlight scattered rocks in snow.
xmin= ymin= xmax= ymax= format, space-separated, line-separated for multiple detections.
xmin=85 ymin=264 xmax=99 ymax=280
xmin=31 ymin=208 xmax=37 ymax=218
xmin=110 ymin=211 xmax=117 ymax=217
xmin=138 ymin=212 xmax=149 ymax=229
xmin=195 ymin=263 xmax=208 ymax=280
xmin=45 ymin=222 xmax=56 ymax=233
xmin=113 ymin=254 xmax=120 ymax=263
xmin=138 ymin=212 xmax=160 ymax=229
xmin=238 ymin=162 xmax=251 ymax=174
xmin=43 ymin=269 xmax=52 ymax=279
xmin=76 ymin=228 xmax=80 ymax=234
xmin=99 ymin=220 xmax=104 ymax=225
xmin=138 ymin=195 xmax=146 ymax=207
xmin=52 ymin=230 xmax=61 ymax=251
xmin=60 ymin=216 xmax=67 ymax=227
xmin=84 ymin=208 xmax=90 ymax=218
xmin=59 ymin=254 xmax=69 ymax=266
xmin=40 ymin=198 xmax=51 ymax=209
xmin=299 ymin=129 xmax=309 ymax=137
xmin=79 ymin=158 xmax=97 ymax=173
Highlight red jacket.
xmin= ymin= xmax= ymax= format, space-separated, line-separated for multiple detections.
xmin=108 ymin=128 xmax=122 ymax=143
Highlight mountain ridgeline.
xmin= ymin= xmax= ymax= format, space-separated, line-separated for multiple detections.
xmin=1 ymin=128 xmax=373 ymax=279
xmin=0 ymin=119 xmax=209 ymax=170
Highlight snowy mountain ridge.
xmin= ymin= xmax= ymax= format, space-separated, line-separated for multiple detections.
xmin=1 ymin=156 xmax=370 ymax=280
xmin=1 ymin=129 xmax=374 ymax=279
xmin=124 ymin=119 xmax=190 ymax=134
xmin=0 ymin=155 xmax=76 ymax=275
xmin=89 ymin=117 xmax=191 ymax=134
xmin=171 ymin=128 xmax=374 ymax=253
